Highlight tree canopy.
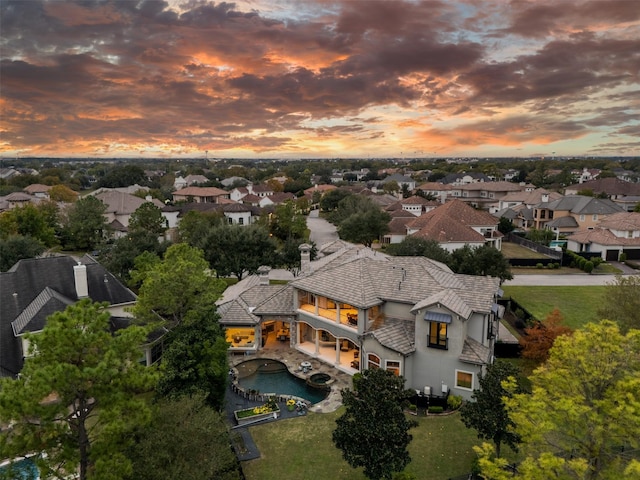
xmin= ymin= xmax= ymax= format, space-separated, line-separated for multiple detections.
xmin=127 ymin=395 xmax=241 ymax=480
xmin=385 ymin=237 xmax=452 ymax=264
xmin=519 ymin=308 xmax=572 ymax=364
xmin=478 ymin=321 xmax=640 ymax=479
xmin=155 ymin=307 xmax=229 ymax=410
xmin=60 ymin=195 xmax=110 ymax=250
xmin=133 ymin=243 xmax=226 ymax=327
xmin=333 ymin=369 xmax=417 ymax=480
xmin=0 ymin=234 xmax=46 ymax=271
xmin=450 ymin=244 xmax=513 ymax=282
xmin=0 ymin=300 xmax=157 ymax=480
xmin=597 ymin=274 xmax=640 ymax=333
xmin=460 ymin=360 xmax=523 ymax=458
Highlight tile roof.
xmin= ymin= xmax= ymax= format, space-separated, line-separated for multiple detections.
xmin=217 ymin=280 xmax=294 ymax=325
xmin=11 ymin=287 xmax=74 ymax=335
xmin=95 ymin=190 xmax=165 ymax=215
xmin=596 ymin=212 xmax=640 ymax=231
xmin=173 ymin=186 xmax=228 ymax=197
xmin=370 ymin=318 xmax=415 ymax=355
xmin=567 ymin=228 xmax=640 ymax=246
xmin=566 ymin=177 xmax=640 ymax=196
xmin=407 ymin=200 xmax=499 ymax=243
xmin=458 ymin=181 xmax=523 ymax=192
xmin=545 ymin=195 xmax=624 ymax=215
xmin=292 ymin=252 xmax=499 ymax=315
xmin=459 ymin=336 xmax=491 ymax=365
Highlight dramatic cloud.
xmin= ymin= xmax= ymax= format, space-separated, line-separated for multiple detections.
xmin=0 ymin=0 xmax=638 ymax=158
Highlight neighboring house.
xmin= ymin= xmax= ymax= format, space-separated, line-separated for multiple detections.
xmin=382 ymin=210 xmax=417 ymax=244
xmin=0 ymin=191 xmax=38 ymax=212
xmin=388 ymin=195 xmax=439 ymax=217
xmin=303 ymin=184 xmax=337 ymax=204
xmin=173 ymin=174 xmax=208 ymax=190
xmin=380 ymin=173 xmax=416 ymax=192
xmin=440 ymin=172 xmax=491 ymax=185
xmin=450 ymin=181 xmax=524 ymax=209
xmin=172 ymin=186 xmax=230 ymax=204
xmin=259 ymin=192 xmax=296 ymax=208
xmin=0 ymin=167 xmax=21 ymax=180
xmin=219 ymin=244 xmax=503 ymax=400
xmin=533 ymin=195 xmax=625 ymax=235
xmin=496 ymin=188 xmax=562 ymax=212
xmin=249 ymin=184 xmax=275 ymax=198
xmin=571 ymin=167 xmax=601 ymax=183
xmin=0 ymin=255 xmax=156 ymax=378
xmin=94 ymin=190 xmax=170 ymax=236
xmin=612 ymin=168 xmax=638 ymax=183
xmin=566 ymin=212 xmax=640 ymax=261
xmin=564 ymin=178 xmax=640 ymax=212
xmin=493 ymin=204 xmax=535 ymax=231
xmin=23 ymin=184 xmax=51 ymax=199
xmin=176 ymin=202 xmax=260 ymax=227
xmin=414 ymin=182 xmax=453 ymax=203
xmin=406 ymin=199 xmax=503 ymax=251
xmin=220 ymin=176 xmax=250 ymax=188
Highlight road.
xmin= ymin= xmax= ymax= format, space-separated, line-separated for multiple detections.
xmin=306 ymin=209 xmax=338 ymax=248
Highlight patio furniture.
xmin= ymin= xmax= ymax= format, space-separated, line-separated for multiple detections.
xmin=340 ymin=340 xmax=350 ymax=352
xmin=346 ymin=313 xmax=358 ymax=326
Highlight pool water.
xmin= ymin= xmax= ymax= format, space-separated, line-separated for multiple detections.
xmin=236 ymin=359 xmax=328 ymax=404
xmin=0 ymin=458 xmax=39 ymax=479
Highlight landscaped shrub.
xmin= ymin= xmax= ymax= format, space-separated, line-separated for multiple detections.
xmin=514 ymin=308 xmax=524 ymax=320
xmin=584 ymin=261 xmax=594 ymax=274
xmin=620 ymin=252 xmax=627 ymax=262
xmin=428 ymin=406 xmax=444 ymax=414
xmin=553 ymin=262 xmax=561 ymax=269
xmin=447 ymin=394 xmax=463 ymax=411
xmin=536 ymin=263 xmax=544 ymax=269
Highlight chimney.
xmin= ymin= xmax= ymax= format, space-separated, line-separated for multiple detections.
xmin=74 ymin=262 xmax=89 ymax=298
xmin=541 ymin=193 xmax=549 ymax=203
xmin=299 ymin=243 xmax=312 ymax=275
xmin=258 ymin=265 xmax=271 ymax=286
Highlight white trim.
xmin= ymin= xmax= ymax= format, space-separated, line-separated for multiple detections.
xmin=385 ymin=359 xmax=401 ymax=376
xmin=455 ymin=369 xmax=474 ymax=391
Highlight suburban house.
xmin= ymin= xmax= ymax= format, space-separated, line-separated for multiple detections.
xmin=492 ymin=189 xmax=563 ymax=231
xmin=381 ymin=210 xmax=418 ymax=244
xmin=532 ymin=195 xmax=625 ymax=235
xmin=386 ymin=196 xmax=440 ymax=217
xmin=0 ymin=255 xmax=160 ymax=378
xmin=566 ymin=212 xmax=640 ymax=261
xmin=177 ymin=202 xmax=260 ymax=227
xmin=0 ymin=191 xmax=38 ymax=212
xmin=405 ymin=200 xmax=503 ymax=251
xmin=414 ymin=182 xmax=453 ymax=203
xmin=217 ymin=244 xmax=503 ymax=400
xmin=172 ymin=186 xmax=230 ymax=204
xmin=564 ymin=178 xmax=640 ymax=212
xmin=449 ymin=181 xmax=525 ymax=209
xmin=93 ymin=190 xmax=174 ymax=237
xmin=173 ymin=174 xmax=209 ymax=190
xmin=379 ymin=173 xmax=416 ymax=192
xmin=23 ymin=184 xmax=52 ymax=199
xmin=440 ymin=172 xmax=491 ymax=185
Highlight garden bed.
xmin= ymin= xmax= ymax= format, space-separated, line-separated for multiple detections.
xmin=234 ymin=405 xmax=280 ymax=426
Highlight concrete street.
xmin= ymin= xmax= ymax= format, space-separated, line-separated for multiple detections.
xmin=306 ymin=209 xmax=338 ymax=248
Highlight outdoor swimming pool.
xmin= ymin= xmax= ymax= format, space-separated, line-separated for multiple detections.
xmin=0 ymin=457 xmax=39 ymax=479
xmin=236 ymin=359 xmax=328 ymax=404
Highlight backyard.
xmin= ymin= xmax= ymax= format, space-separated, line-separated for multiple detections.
xmin=241 ymin=408 xmax=518 ymax=480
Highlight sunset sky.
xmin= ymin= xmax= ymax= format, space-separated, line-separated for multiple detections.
xmin=1 ymin=0 xmax=639 ymax=159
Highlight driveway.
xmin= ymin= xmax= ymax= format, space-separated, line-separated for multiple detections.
xmin=306 ymin=209 xmax=339 ymax=247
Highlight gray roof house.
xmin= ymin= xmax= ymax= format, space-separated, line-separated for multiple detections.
xmin=0 ymin=255 xmax=139 ymax=377
xmin=217 ymin=243 xmax=503 ymax=400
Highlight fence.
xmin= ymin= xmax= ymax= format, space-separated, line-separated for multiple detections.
xmin=507 ymin=233 xmax=563 ymax=261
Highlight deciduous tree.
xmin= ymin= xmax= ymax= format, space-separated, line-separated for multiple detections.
xmin=450 ymin=244 xmax=513 ymax=282
xmin=127 ymin=395 xmax=241 ymax=480
xmin=597 ymin=274 xmax=640 ymax=333
xmin=0 ymin=300 xmax=157 ymax=480
xmin=478 ymin=321 xmax=640 ymax=480
xmin=133 ymin=243 xmax=226 ymax=328
xmin=156 ymin=307 xmax=229 ymax=410
xmin=519 ymin=308 xmax=572 ymax=363
xmin=128 ymin=202 xmax=166 ymax=236
xmin=0 ymin=235 xmax=46 ymax=271
xmin=202 ymin=224 xmax=276 ymax=279
xmin=333 ymin=369 xmax=417 ymax=480
xmin=460 ymin=360 xmax=523 ymax=458
xmin=61 ymin=195 xmax=109 ymax=250
xmin=385 ymin=237 xmax=452 ymax=265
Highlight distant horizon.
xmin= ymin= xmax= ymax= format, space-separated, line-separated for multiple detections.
xmin=2 ymin=1 xmax=639 ymax=158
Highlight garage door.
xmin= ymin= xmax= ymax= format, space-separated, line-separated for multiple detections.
xmin=623 ymin=248 xmax=640 ymax=260
xmin=606 ymin=250 xmax=619 ymax=261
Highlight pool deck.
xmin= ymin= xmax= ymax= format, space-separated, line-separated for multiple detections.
xmin=227 ymin=340 xmax=352 ymax=414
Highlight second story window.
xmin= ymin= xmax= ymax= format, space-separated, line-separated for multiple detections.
xmin=428 ymin=322 xmax=448 ymax=349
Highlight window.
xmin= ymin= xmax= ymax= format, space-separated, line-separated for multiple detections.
xmin=456 ymin=370 xmax=473 ymax=390
xmin=368 ymin=354 xmax=381 ymax=370
xmin=580 ymin=214 xmax=585 ymax=221
xmin=228 ymin=217 xmax=233 ymax=224
xmin=592 ymin=214 xmax=598 ymax=221
xmin=238 ymin=217 xmax=244 ymax=225
xmin=386 ymin=360 xmax=400 ymax=376
xmin=428 ymin=322 xmax=448 ymax=349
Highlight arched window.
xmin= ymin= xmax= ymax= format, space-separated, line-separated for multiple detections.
xmin=367 ymin=353 xmax=380 ymax=370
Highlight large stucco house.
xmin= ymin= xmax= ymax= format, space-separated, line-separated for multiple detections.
xmin=218 ymin=243 xmax=503 ymax=400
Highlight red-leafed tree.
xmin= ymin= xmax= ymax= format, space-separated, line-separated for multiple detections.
xmin=520 ymin=308 xmax=572 ymax=363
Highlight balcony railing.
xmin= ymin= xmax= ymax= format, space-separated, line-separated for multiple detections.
xmin=427 ymin=335 xmax=448 ymax=350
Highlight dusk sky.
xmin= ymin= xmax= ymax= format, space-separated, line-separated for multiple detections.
xmin=1 ymin=0 xmax=639 ymax=159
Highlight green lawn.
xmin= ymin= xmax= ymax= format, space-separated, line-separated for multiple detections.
xmin=501 ymin=285 xmax=607 ymax=329
xmin=242 ymin=409 xmax=518 ymax=480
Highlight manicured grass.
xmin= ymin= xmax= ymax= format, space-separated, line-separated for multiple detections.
xmin=501 ymin=242 xmax=548 ymax=259
xmin=502 ymin=285 xmax=607 ymax=329
xmin=242 ymin=409 xmax=518 ymax=480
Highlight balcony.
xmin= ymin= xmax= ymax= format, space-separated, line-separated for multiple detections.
xmin=298 ymin=303 xmax=358 ymax=330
